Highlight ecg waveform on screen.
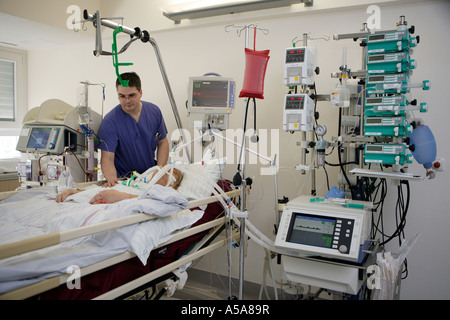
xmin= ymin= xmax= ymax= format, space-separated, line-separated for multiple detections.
xmin=293 ymin=217 xmax=334 ymax=234
xmin=295 ymin=223 xmax=321 ymax=231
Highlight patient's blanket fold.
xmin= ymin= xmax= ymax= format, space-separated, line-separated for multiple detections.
xmin=0 ymin=184 xmax=201 ymax=295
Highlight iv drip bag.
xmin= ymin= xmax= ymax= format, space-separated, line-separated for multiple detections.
xmin=239 ymin=48 xmax=270 ymax=99
xmin=77 ymin=84 xmax=91 ymax=124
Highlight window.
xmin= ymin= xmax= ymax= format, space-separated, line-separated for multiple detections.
xmin=0 ymin=59 xmax=15 ymax=121
xmin=0 ymin=47 xmax=27 ymax=159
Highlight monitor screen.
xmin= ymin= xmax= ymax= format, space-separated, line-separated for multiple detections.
xmin=26 ymin=127 xmax=52 ymax=149
xmin=192 ymin=80 xmax=228 ymax=108
xmin=188 ymin=76 xmax=235 ymax=112
xmin=286 ymin=212 xmax=336 ymax=248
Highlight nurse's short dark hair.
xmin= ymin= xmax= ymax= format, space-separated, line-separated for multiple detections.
xmin=116 ymin=72 xmax=141 ymax=91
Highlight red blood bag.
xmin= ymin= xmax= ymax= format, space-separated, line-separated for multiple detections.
xmin=239 ymin=48 xmax=270 ymax=99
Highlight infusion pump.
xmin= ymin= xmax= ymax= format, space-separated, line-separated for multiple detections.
xmin=283 ymin=46 xmax=315 ymax=86
xmin=275 ymin=196 xmax=372 ymax=262
xmin=283 ymin=94 xmax=315 ymax=132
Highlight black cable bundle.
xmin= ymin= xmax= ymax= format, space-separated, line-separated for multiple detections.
xmin=234 ymin=98 xmax=257 ymax=187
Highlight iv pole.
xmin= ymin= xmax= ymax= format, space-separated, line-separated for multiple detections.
xmin=173 ymin=125 xmax=278 ymax=301
xmin=228 ymin=24 xmax=269 ymax=300
xmin=238 ymin=25 xmax=250 ymax=301
xmin=82 ymin=10 xmax=191 ymax=163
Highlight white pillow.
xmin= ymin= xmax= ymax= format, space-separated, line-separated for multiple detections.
xmin=177 ymin=158 xmax=226 ymax=200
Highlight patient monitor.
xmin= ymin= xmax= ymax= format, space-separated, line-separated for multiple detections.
xmin=187 ymin=76 xmax=236 ymax=130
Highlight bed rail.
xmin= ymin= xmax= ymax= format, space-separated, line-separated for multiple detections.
xmin=0 ymin=216 xmax=235 ymax=300
xmin=0 ymin=189 xmax=240 ymax=261
xmin=96 ymin=231 xmax=241 ymax=300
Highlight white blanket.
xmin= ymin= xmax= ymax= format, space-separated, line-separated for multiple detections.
xmin=0 ymin=184 xmax=203 ymax=295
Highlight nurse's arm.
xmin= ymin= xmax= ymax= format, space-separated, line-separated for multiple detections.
xmin=100 ymin=149 xmax=119 ymax=187
xmin=156 ymin=137 xmax=169 ymax=166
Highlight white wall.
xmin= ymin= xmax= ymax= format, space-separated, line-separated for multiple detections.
xmin=24 ymin=0 xmax=450 ymax=299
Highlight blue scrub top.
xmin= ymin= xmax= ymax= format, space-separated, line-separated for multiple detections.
xmin=98 ymin=101 xmax=167 ymax=178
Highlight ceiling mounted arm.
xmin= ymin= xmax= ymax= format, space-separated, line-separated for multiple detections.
xmin=82 ymin=9 xmax=191 ymax=162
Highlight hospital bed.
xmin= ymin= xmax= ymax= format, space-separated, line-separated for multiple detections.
xmin=0 ymin=162 xmax=241 ymax=300
xmin=0 ymin=158 xmax=20 ymax=192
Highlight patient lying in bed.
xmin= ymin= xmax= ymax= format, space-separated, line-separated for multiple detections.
xmin=56 ymin=166 xmax=183 ymax=204
xmin=0 ymin=165 xmax=207 ymax=295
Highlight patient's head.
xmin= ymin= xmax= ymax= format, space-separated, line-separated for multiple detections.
xmin=153 ymin=167 xmax=183 ymax=190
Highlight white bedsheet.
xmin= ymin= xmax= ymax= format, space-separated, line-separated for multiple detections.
xmin=0 ymin=184 xmax=203 ymax=295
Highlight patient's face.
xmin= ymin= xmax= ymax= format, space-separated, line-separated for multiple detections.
xmin=152 ymin=168 xmax=182 ymax=189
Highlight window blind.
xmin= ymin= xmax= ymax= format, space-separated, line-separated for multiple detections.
xmin=0 ymin=59 xmax=15 ymax=121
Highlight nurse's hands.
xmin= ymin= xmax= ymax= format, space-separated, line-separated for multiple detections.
xmin=102 ymin=178 xmax=119 ymax=188
xmin=89 ymin=189 xmax=138 ymax=204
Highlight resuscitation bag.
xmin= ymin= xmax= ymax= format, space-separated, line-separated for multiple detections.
xmin=408 ymin=124 xmax=437 ymax=169
xmin=239 ymin=48 xmax=270 ymax=99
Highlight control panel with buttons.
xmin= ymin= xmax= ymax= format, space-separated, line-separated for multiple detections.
xmin=189 ymin=112 xmax=230 ymax=131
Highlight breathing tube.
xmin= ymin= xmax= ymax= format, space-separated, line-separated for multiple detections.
xmin=132 ymin=164 xmax=177 ymax=188
xmin=232 ymin=217 xmax=277 ymax=253
xmin=176 ymin=164 xmax=233 ymax=211
xmin=175 ymin=163 xmax=282 ymax=253
xmin=124 ymin=162 xmax=284 ymax=255
xmin=129 ymin=162 xmax=234 ymax=211
xmin=169 ymin=163 xmax=281 ymax=253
